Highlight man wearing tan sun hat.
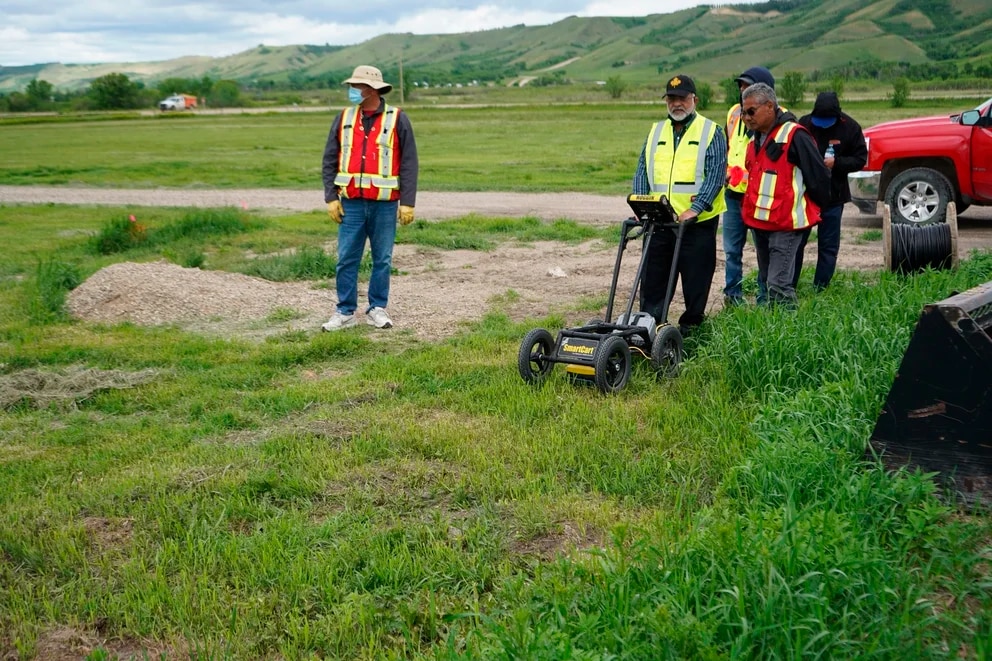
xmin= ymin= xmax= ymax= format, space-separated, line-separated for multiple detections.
xmin=321 ymin=64 xmax=419 ymax=332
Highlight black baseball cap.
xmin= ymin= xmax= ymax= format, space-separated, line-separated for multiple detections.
xmin=665 ymin=74 xmax=696 ymax=97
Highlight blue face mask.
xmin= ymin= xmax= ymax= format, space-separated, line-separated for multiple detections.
xmin=348 ymin=87 xmax=364 ymax=104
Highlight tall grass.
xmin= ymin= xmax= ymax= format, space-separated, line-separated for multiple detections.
xmin=441 ymin=257 xmax=992 ymax=660
xmin=91 ymin=208 xmax=258 ymax=255
xmin=26 ymin=258 xmax=81 ymax=321
xmin=239 ymin=244 xmax=341 ymax=281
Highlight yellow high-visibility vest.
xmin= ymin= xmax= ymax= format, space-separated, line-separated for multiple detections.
xmin=645 ymin=115 xmax=726 ymax=220
xmin=726 ymin=104 xmax=749 ymax=193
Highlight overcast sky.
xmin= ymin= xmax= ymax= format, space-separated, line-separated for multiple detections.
xmin=1 ymin=0 xmax=751 ymax=67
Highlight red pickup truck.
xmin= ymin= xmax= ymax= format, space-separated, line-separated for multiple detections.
xmin=849 ymin=96 xmax=992 ymax=225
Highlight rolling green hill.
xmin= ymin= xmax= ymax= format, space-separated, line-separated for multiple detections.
xmin=2 ymin=0 xmax=990 ymax=94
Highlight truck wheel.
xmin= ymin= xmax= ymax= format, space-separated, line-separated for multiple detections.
xmin=885 ymin=167 xmax=953 ymax=226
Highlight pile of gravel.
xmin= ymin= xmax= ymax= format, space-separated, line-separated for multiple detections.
xmin=66 ymin=261 xmax=330 ymax=327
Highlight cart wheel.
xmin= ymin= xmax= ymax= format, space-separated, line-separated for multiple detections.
xmin=518 ymin=328 xmax=555 ymax=384
xmin=651 ymin=325 xmax=683 ymax=378
xmin=594 ymin=335 xmax=631 ymax=394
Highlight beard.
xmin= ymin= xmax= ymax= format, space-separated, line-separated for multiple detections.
xmin=668 ymin=108 xmax=690 ymax=122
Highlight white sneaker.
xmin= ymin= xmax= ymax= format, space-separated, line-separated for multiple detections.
xmin=366 ymin=307 xmax=393 ymax=329
xmin=321 ymin=312 xmax=356 ymax=331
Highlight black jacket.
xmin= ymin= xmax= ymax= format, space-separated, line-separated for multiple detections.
xmin=754 ymin=109 xmax=833 ymax=211
xmin=798 ymin=98 xmax=868 ymax=206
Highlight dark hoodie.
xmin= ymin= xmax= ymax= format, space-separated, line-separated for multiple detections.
xmin=798 ymin=91 xmax=868 ymax=205
xmin=735 ymin=66 xmax=775 ymax=91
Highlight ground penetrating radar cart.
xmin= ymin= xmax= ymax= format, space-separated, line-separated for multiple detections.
xmin=517 ymin=193 xmax=686 ymax=394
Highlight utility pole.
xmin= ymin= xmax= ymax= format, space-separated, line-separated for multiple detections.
xmin=399 ymin=54 xmax=405 ymax=105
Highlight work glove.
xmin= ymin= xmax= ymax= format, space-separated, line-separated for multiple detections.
xmin=327 ymin=200 xmax=343 ymax=224
xmin=398 ymin=205 xmax=415 ymax=226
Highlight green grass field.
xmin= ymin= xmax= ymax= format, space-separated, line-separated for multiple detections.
xmin=1 ymin=97 xmax=986 ymax=195
xmin=1 ymin=102 xmax=992 ymax=659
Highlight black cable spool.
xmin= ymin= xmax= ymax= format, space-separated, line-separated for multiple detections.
xmin=891 ymin=223 xmax=953 ymax=273
xmin=882 ymin=202 xmax=959 ymax=273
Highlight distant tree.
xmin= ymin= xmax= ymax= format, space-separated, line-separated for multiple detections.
xmin=157 ymin=77 xmax=194 ymax=96
xmin=208 ymin=80 xmax=242 ymax=108
xmin=695 ymin=82 xmax=714 ymax=110
xmin=287 ymin=71 xmax=308 ymax=90
xmin=529 ymin=71 xmax=566 ymax=87
xmin=89 ymin=73 xmax=142 ymax=110
xmin=3 ymin=92 xmax=32 ymax=112
xmin=605 ymin=75 xmax=627 ymax=99
xmin=890 ymin=77 xmax=910 ymax=108
xmin=722 ymin=77 xmax=739 ymax=105
xmin=829 ymin=75 xmax=845 ymax=101
xmin=192 ymin=76 xmax=215 ymax=100
xmin=780 ymin=71 xmax=806 ymax=107
xmin=25 ymin=79 xmax=54 ymax=110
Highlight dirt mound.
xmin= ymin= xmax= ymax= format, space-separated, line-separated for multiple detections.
xmin=65 ymin=221 xmax=897 ymax=342
xmin=64 ymin=240 xmax=634 ymax=341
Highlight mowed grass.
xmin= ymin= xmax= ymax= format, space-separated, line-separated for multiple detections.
xmin=1 ymin=98 xmax=985 ymax=194
xmin=1 ymin=205 xmax=991 ymax=658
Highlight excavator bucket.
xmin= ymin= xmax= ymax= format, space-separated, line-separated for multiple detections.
xmin=869 ymin=280 xmax=992 ymax=507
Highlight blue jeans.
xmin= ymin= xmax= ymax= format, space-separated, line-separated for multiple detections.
xmin=722 ymin=192 xmax=747 ymax=300
xmin=793 ymin=203 xmax=843 ymax=290
xmin=336 ymin=198 xmax=398 ymax=315
xmin=723 ymin=192 xmax=767 ymax=303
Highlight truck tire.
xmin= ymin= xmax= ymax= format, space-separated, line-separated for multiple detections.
xmin=885 ymin=167 xmax=953 ymax=226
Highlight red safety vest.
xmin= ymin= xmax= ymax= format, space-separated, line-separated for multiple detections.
xmin=743 ymin=122 xmax=821 ymax=231
xmin=334 ymin=104 xmax=401 ymax=202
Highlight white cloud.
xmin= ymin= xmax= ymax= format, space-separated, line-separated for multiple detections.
xmin=0 ymin=0 xmax=751 ymax=66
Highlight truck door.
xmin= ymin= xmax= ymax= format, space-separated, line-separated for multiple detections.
xmin=971 ymin=103 xmax=992 ymax=200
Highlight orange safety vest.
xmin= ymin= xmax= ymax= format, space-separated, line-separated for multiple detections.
xmin=743 ymin=122 xmax=821 ymax=231
xmin=334 ymin=103 xmax=401 ymax=201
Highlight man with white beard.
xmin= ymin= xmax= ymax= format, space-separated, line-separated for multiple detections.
xmin=631 ymin=74 xmax=727 ymax=336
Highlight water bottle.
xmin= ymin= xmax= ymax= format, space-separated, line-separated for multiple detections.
xmin=824 ymin=144 xmax=835 ymax=159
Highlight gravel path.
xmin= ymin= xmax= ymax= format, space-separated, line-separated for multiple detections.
xmin=0 ymin=185 xmax=631 ymax=224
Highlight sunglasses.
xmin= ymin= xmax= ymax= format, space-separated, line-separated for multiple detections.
xmin=742 ymin=106 xmax=762 ymax=116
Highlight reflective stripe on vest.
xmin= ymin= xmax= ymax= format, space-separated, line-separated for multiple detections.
xmin=333 ymin=104 xmax=401 ymax=198
xmin=645 ymin=115 xmax=725 ymax=221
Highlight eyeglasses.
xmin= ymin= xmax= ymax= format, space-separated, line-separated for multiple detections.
xmin=742 ymin=104 xmax=768 ymax=117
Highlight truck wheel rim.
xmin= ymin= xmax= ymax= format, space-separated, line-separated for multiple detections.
xmin=897 ymin=181 xmax=940 ymax=223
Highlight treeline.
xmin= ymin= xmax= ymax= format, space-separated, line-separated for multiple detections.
xmin=809 ymin=57 xmax=992 ymax=83
xmin=0 ymin=74 xmax=245 ymax=113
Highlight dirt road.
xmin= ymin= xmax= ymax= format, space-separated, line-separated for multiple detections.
xmin=3 ymin=184 xmax=990 ymax=251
